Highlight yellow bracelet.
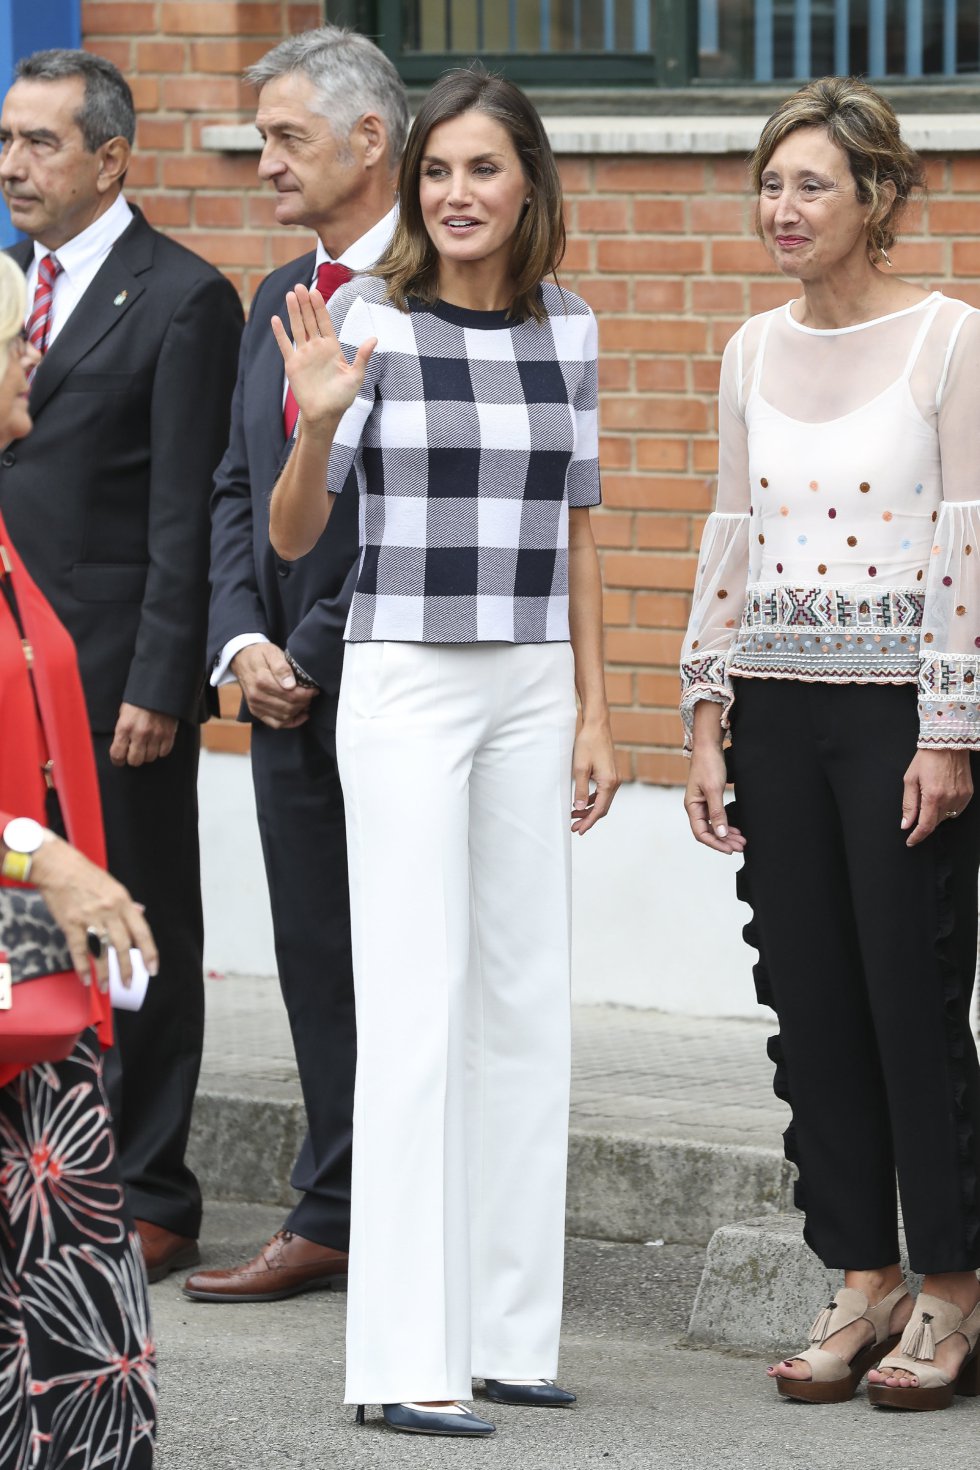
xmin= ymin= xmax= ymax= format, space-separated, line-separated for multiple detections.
xmin=0 ymin=849 xmax=33 ymax=882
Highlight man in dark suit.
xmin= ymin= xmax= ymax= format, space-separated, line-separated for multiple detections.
xmin=0 ymin=50 xmax=243 ymax=1280
xmin=188 ymin=27 xmax=407 ymax=1301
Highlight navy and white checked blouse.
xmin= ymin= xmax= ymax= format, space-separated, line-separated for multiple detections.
xmin=324 ymin=275 xmax=601 ymax=643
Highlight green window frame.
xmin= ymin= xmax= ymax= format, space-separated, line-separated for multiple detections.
xmin=328 ymin=2 xmax=980 ymax=96
xmin=328 ymin=1 xmax=698 ymax=87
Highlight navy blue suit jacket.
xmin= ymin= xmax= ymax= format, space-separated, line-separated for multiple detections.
xmin=208 ymin=251 xmax=360 ymax=714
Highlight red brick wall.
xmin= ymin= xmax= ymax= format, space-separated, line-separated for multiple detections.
xmin=80 ymin=4 xmax=980 ymax=779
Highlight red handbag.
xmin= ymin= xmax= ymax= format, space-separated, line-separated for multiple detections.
xmin=0 ymin=556 xmax=90 ymax=1066
xmin=0 ymin=885 xmax=90 ymax=1064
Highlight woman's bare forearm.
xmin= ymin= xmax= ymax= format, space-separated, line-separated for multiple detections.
xmin=269 ymin=419 xmax=341 ymax=561
xmin=568 ymin=508 xmax=610 ymax=727
xmin=691 ymin=699 xmax=725 ymax=750
xmin=568 ymin=507 xmax=620 ymax=831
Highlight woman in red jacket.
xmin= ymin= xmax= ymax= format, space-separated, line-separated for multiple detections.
xmin=0 ymin=253 xmax=158 ymax=1467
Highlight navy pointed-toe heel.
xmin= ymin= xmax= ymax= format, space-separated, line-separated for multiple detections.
xmin=355 ymin=1402 xmax=495 ymax=1436
xmin=484 ymin=1379 xmax=576 ymax=1407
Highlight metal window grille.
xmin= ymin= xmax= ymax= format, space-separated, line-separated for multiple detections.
xmin=700 ymin=0 xmax=980 ymax=81
xmin=332 ymin=1 xmax=980 ymax=84
xmin=374 ymin=0 xmax=670 ymax=85
xmin=400 ymin=0 xmax=654 ymax=54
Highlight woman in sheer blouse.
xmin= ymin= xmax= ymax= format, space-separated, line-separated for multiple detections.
xmin=681 ymin=78 xmax=980 ymax=1412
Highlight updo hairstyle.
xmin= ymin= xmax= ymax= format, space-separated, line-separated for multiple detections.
xmin=749 ymin=76 xmax=925 ymax=263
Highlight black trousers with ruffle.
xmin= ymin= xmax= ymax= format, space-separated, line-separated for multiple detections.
xmin=728 ymin=678 xmax=980 ymax=1274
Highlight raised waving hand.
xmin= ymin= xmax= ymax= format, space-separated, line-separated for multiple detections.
xmin=271 ymin=284 xmax=377 ymax=432
xmin=268 ymin=284 xmax=377 ymax=561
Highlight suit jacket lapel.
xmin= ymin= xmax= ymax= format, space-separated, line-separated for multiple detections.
xmin=8 ymin=240 xmax=33 ymax=273
xmin=254 ymin=290 xmax=290 ymax=467
xmin=27 ymin=211 xmax=151 ymax=419
xmin=255 ymin=253 xmax=315 ymax=477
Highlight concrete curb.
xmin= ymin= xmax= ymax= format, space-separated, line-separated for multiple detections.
xmin=687 ymin=1214 xmax=920 ymax=1353
xmin=187 ymin=1089 xmax=795 ymax=1248
xmin=566 ymin=1131 xmax=796 ymax=1245
xmin=187 ymin=1091 xmax=307 ymax=1214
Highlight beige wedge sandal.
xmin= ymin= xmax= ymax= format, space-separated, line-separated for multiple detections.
xmin=867 ymin=1294 xmax=980 ymax=1411
xmin=775 ymin=1282 xmax=910 ymax=1404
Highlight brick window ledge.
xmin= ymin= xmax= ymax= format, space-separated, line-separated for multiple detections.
xmin=202 ymin=114 xmax=980 ymax=157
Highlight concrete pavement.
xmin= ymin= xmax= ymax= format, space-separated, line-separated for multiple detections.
xmin=157 ymin=976 xmax=980 ymax=1464
xmin=152 ymin=1202 xmax=980 ymax=1470
xmin=187 ymin=975 xmax=794 ymax=1247
xmin=181 ymin=975 xmax=980 ymax=1370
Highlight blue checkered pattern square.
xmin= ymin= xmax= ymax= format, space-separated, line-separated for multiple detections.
xmin=323 ymin=277 xmax=601 ymax=643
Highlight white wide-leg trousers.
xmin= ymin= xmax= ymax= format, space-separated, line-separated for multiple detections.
xmin=337 ymin=640 xmax=577 ymax=1405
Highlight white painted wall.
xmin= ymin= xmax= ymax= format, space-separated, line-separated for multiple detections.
xmin=566 ymin=778 xmax=760 ymax=1015
xmin=198 ymin=750 xmax=274 ymax=978
xmin=199 ymin=751 xmax=762 ymax=1017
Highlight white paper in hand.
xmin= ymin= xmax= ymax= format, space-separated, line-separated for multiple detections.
xmin=108 ymin=947 xmax=151 ymax=1012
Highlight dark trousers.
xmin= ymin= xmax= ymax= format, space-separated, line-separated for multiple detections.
xmin=250 ymin=714 xmax=356 ymax=1251
xmin=98 ymin=721 xmax=205 ymax=1239
xmin=729 ymin=678 xmax=980 ymax=1274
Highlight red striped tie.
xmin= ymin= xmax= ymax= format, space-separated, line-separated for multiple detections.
xmin=283 ymin=261 xmax=354 ymax=439
xmin=26 ymin=253 xmax=62 ymax=381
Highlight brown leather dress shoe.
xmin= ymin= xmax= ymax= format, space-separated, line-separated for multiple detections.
xmin=181 ymin=1229 xmax=348 ymax=1302
xmin=135 ymin=1218 xmax=201 ymax=1284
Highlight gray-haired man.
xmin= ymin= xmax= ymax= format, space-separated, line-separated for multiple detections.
xmin=190 ymin=27 xmax=408 ymax=1301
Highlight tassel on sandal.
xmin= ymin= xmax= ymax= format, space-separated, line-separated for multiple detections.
xmin=868 ymin=1295 xmax=980 ymax=1411
xmin=775 ymin=1282 xmax=910 ymax=1404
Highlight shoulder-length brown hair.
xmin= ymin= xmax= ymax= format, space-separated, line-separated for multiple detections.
xmin=749 ymin=76 xmax=925 ymax=264
xmin=374 ymin=65 xmax=565 ymax=323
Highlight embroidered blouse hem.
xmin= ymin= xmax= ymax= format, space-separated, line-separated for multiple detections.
xmin=730 ymin=582 xmax=924 ymax=680
xmin=680 ymin=583 xmax=980 ymax=752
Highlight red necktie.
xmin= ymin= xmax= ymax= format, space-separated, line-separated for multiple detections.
xmin=26 ymin=253 xmax=62 ymax=381
xmin=283 ymin=261 xmax=354 ymax=439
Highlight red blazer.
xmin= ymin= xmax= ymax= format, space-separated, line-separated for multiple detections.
xmin=0 ymin=510 xmax=111 ymax=1086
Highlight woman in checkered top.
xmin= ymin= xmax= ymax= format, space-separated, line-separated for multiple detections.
xmin=270 ymin=67 xmax=618 ymax=1437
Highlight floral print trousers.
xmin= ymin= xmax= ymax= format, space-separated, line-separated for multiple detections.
xmin=0 ymin=1034 xmax=157 ymax=1469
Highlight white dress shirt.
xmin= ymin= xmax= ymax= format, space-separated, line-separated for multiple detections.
xmin=212 ymin=206 xmax=398 ymax=687
xmin=26 ymin=192 xmax=134 ymax=343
